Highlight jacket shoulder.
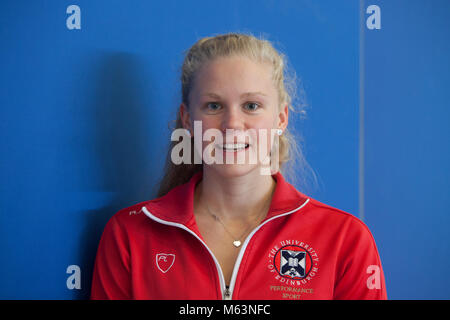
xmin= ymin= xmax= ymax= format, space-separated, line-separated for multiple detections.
xmin=106 ymin=199 xmax=154 ymax=229
xmin=305 ymin=197 xmax=374 ymax=239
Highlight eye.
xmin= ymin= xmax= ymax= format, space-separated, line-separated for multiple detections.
xmin=206 ymin=102 xmax=221 ymax=111
xmin=244 ymin=102 xmax=260 ymax=111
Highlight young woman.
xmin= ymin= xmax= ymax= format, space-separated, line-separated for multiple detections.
xmin=91 ymin=33 xmax=387 ymax=300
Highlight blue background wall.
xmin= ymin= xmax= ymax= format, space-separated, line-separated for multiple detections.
xmin=0 ymin=0 xmax=448 ymax=299
xmin=364 ymin=0 xmax=450 ymax=299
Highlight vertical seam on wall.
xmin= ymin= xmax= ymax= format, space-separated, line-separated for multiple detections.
xmin=359 ymin=0 xmax=365 ymax=222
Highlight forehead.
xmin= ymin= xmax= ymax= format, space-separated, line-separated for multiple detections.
xmin=191 ymin=55 xmax=277 ymax=100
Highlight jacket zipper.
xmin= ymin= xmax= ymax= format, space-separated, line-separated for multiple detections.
xmin=224 ymin=287 xmax=232 ymax=300
xmin=142 ymin=198 xmax=310 ymax=300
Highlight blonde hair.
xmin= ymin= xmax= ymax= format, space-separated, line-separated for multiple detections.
xmin=156 ymin=32 xmax=317 ymax=197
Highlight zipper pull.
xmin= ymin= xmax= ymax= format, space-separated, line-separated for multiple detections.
xmin=224 ymin=287 xmax=232 ymax=300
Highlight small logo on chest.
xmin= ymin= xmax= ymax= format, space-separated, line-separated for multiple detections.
xmin=156 ymin=253 xmax=176 ymax=273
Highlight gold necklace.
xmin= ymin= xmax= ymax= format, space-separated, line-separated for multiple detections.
xmin=204 ymin=197 xmax=271 ymax=248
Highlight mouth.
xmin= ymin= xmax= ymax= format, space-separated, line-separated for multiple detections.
xmin=217 ymin=143 xmax=250 ymax=152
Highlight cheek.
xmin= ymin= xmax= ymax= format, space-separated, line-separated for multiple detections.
xmin=247 ymin=126 xmax=277 ymax=159
xmin=190 ymin=117 xmax=222 ymax=155
xmin=249 ymin=118 xmax=276 ymax=140
xmin=190 ymin=113 xmax=217 ymax=136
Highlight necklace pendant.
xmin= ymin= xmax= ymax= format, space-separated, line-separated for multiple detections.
xmin=233 ymin=240 xmax=242 ymax=247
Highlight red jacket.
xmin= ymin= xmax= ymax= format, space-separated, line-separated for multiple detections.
xmin=91 ymin=171 xmax=387 ymax=300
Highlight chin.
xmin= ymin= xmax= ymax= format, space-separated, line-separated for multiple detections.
xmin=207 ymin=163 xmax=261 ymax=179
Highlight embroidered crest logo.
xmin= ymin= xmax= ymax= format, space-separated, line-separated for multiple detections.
xmin=156 ymin=253 xmax=175 ymax=273
xmin=280 ymin=249 xmax=306 ymax=279
xmin=268 ymin=240 xmax=319 ymax=285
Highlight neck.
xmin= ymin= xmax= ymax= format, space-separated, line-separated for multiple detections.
xmin=194 ymin=167 xmax=276 ymax=223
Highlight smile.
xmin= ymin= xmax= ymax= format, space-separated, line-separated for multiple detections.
xmin=218 ymin=143 xmax=250 ymax=151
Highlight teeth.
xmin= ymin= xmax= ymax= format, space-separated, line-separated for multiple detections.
xmin=220 ymin=143 xmax=249 ymax=150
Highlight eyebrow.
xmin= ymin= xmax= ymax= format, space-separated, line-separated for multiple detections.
xmin=202 ymin=92 xmax=267 ymax=98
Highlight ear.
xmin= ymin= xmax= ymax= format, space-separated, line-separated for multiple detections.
xmin=179 ymin=102 xmax=193 ymax=133
xmin=277 ymin=103 xmax=289 ymax=132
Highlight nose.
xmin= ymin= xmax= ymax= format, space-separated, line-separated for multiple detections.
xmin=220 ymin=106 xmax=245 ymax=133
xmin=220 ymin=106 xmax=249 ymax=144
